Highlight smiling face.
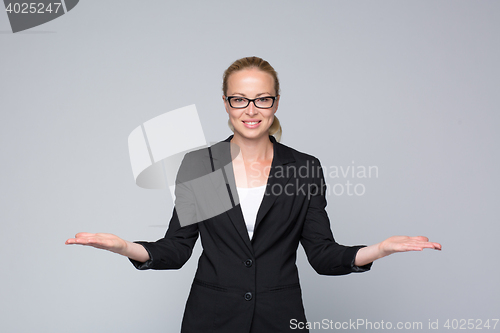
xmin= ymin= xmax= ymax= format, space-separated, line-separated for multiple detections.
xmin=223 ymin=68 xmax=279 ymax=142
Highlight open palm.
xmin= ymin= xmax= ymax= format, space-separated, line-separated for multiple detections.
xmin=379 ymin=235 xmax=441 ymax=255
xmin=65 ymin=232 xmax=127 ymax=254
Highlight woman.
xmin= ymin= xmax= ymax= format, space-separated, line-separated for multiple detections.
xmin=66 ymin=56 xmax=441 ymax=332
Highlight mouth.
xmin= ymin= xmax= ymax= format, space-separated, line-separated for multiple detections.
xmin=242 ymin=120 xmax=261 ymax=125
xmin=241 ymin=120 xmax=262 ymax=129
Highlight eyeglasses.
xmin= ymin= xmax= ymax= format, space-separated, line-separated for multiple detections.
xmin=225 ymin=96 xmax=277 ymax=109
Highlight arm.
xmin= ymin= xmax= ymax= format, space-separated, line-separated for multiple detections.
xmin=65 ymin=207 xmax=199 ymax=270
xmin=354 ymin=236 xmax=442 ymax=267
xmin=300 ymin=158 xmax=372 ymax=275
xmin=128 ymin=151 xmax=200 ymax=270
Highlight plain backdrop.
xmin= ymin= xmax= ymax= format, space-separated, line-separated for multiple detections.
xmin=1 ymin=1 xmax=499 ymax=332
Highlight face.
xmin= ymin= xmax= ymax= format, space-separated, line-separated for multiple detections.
xmin=223 ymin=68 xmax=279 ymax=141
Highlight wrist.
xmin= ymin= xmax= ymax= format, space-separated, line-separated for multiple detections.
xmin=377 ymin=240 xmax=393 ymax=259
xmin=121 ymin=240 xmax=133 ymax=257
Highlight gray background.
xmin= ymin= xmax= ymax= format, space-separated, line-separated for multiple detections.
xmin=1 ymin=1 xmax=499 ymax=332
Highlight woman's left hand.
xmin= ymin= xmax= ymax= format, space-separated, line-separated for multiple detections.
xmin=378 ymin=235 xmax=441 ymax=256
xmin=354 ymin=236 xmax=441 ymax=267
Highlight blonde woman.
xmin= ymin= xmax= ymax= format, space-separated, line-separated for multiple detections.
xmin=66 ymin=56 xmax=441 ymax=333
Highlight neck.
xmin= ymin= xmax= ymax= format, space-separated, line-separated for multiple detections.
xmin=230 ymin=133 xmax=273 ymax=162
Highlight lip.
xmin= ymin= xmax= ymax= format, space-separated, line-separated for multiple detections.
xmin=242 ymin=120 xmax=261 ymax=129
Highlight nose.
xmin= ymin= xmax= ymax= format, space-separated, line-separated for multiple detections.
xmin=245 ymin=102 xmax=258 ymax=116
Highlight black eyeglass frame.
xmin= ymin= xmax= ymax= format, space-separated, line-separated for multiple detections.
xmin=225 ymin=96 xmax=278 ymax=109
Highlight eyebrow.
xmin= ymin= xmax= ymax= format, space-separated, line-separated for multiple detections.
xmin=231 ymin=92 xmax=274 ymax=97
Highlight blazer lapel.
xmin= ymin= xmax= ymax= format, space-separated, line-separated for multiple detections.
xmin=253 ymin=136 xmax=295 ymax=233
xmin=209 ymin=136 xmax=253 ymax=253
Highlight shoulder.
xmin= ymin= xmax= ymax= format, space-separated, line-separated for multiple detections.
xmin=176 ymin=146 xmax=211 ymax=183
xmin=183 ymin=145 xmax=210 ymax=160
xmin=275 ymin=140 xmax=323 ymax=165
xmin=183 ymin=139 xmax=232 ymax=165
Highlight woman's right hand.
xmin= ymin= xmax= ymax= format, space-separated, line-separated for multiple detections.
xmin=65 ymin=232 xmax=128 ymax=254
xmin=65 ymin=232 xmax=151 ymax=262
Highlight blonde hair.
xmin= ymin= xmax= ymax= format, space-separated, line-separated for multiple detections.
xmin=223 ymin=56 xmax=283 ymax=142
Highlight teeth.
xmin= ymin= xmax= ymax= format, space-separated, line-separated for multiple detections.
xmin=244 ymin=121 xmax=259 ymax=125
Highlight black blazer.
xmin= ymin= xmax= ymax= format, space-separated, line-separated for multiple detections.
xmin=130 ymin=135 xmax=372 ymax=333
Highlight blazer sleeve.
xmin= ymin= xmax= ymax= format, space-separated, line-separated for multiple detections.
xmin=300 ymin=157 xmax=372 ymax=275
xmin=129 ymin=152 xmax=200 ymax=270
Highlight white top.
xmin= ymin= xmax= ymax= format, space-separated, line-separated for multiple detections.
xmin=236 ymin=184 xmax=267 ymax=240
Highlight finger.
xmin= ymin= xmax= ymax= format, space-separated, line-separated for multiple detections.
xmin=68 ymin=237 xmax=92 ymax=245
xmin=66 ymin=237 xmax=92 ymax=244
xmin=397 ymin=245 xmax=423 ymax=252
xmin=72 ymin=236 xmax=107 ymax=245
xmin=414 ymin=241 xmax=441 ymax=250
xmin=420 ymin=243 xmax=438 ymax=250
xmin=414 ymin=236 xmax=429 ymax=242
xmin=411 ymin=243 xmax=441 ymax=251
xmin=65 ymin=238 xmax=91 ymax=245
xmin=430 ymin=242 xmax=442 ymax=250
xmin=75 ymin=232 xmax=96 ymax=238
xmin=67 ymin=238 xmax=109 ymax=249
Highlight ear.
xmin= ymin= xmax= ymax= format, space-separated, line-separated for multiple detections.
xmin=273 ymin=95 xmax=280 ymax=114
xmin=223 ymin=95 xmax=230 ymax=114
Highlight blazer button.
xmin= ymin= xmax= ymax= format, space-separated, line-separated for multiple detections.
xmin=244 ymin=292 xmax=253 ymax=301
xmin=244 ymin=259 xmax=253 ymax=267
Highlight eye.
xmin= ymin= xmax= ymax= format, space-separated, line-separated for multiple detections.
xmin=233 ymin=98 xmax=245 ymax=103
xmin=258 ymin=97 xmax=271 ymax=102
